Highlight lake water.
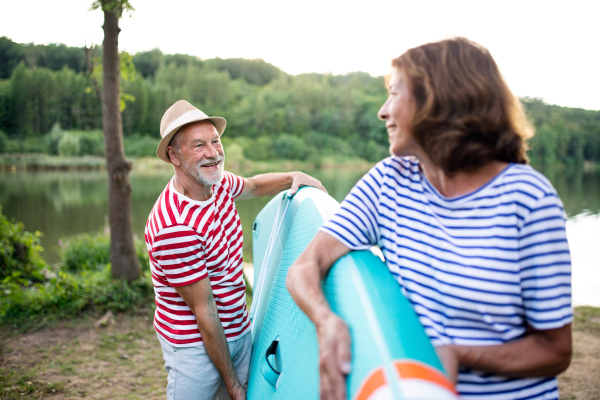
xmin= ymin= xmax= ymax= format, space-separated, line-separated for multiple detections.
xmin=1 ymin=164 xmax=598 ymax=306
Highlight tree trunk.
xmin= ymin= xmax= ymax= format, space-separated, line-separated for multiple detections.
xmin=101 ymin=10 xmax=141 ymax=281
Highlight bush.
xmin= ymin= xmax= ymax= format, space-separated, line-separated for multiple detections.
xmin=0 ymin=266 xmax=154 ymax=323
xmin=124 ymin=135 xmax=159 ymax=158
xmin=76 ymin=130 xmax=104 ymax=156
xmin=243 ymin=136 xmax=273 ymax=160
xmin=0 ymin=130 xmax=7 ymax=154
xmin=60 ymin=230 xmax=148 ymax=273
xmin=272 ymin=134 xmax=309 ymax=160
xmin=47 ymin=123 xmax=64 ymax=155
xmin=0 ymin=209 xmax=153 ymax=325
xmin=0 ymin=206 xmax=46 ymax=282
xmin=57 ymin=133 xmax=81 ymax=157
xmin=22 ymin=137 xmax=48 ymax=153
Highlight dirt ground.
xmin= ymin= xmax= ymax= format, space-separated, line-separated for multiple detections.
xmin=0 ymin=314 xmax=165 ymax=399
xmin=1 ymin=307 xmax=599 ymax=399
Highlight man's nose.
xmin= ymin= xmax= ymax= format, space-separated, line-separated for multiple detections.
xmin=205 ymin=143 xmax=219 ymax=159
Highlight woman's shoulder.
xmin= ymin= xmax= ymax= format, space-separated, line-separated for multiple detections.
xmin=499 ymin=163 xmax=558 ymax=199
xmin=370 ymin=156 xmax=422 ymax=182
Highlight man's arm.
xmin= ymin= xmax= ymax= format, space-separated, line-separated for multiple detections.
xmin=436 ymin=324 xmax=572 ymax=383
xmin=235 ymin=172 xmax=326 ymax=200
xmin=174 ymin=278 xmax=245 ymax=400
xmin=286 ymin=232 xmax=352 ymax=400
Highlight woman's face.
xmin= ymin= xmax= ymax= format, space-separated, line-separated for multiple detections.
xmin=378 ymin=68 xmax=419 ymax=157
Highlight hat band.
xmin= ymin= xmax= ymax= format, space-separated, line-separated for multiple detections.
xmin=163 ymin=109 xmax=209 ymax=138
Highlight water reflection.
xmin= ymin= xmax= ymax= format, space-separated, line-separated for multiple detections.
xmin=0 ymin=164 xmax=598 ymax=305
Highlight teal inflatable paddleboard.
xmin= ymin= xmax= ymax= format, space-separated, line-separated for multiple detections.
xmin=248 ymin=188 xmax=458 ymax=400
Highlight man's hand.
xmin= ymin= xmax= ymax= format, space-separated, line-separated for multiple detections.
xmin=316 ymin=313 xmax=352 ymax=400
xmin=227 ymin=382 xmax=247 ymax=400
xmin=290 ymin=172 xmax=327 ymax=195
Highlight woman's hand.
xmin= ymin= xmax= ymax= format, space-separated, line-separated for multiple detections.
xmin=436 ymin=344 xmax=460 ymax=384
xmin=316 ymin=313 xmax=352 ymax=400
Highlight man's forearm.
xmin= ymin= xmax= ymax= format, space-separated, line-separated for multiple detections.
xmin=249 ymin=172 xmax=295 ymax=198
xmin=448 ymin=324 xmax=571 ymax=378
xmin=195 ymin=307 xmax=242 ymax=394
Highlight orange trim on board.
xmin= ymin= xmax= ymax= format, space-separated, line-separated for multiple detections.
xmin=355 ymin=368 xmax=386 ymax=400
xmin=394 ymin=361 xmax=457 ymax=394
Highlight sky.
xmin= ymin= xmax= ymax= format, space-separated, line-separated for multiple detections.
xmin=1 ymin=0 xmax=599 ymax=110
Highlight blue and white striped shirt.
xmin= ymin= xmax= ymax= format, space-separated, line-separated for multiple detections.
xmin=320 ymin=156 xmax=572 ymax=400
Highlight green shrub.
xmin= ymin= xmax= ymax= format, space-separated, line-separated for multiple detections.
xmin=60 ymin=230 xmax=148 ymax=273
xmin=0 ymin=130 xmax=7 ymax=154
xmin=243 ymin=136 xmax=273 ymax=160
xmin=22 ymin=137 xmax=48 ymax=153
xmin=124 ymin=135 xmax=158 ymax=158
xmin=47 ymin=123 xmax=64 ymax=155
xmin=5 ymin=139 xmax=21 ymax=153
xmin=0 ymin=216 xmax=153 ymax=325
xmin=73 ymin=130 xmax=104 ymax=156
xmin=0 ymin=206 xmax=46 ymax=282
xmin=0 ymin=266 xmax=154 ymax=323
xmin=272 ymin=134 xmax=309 ymax=160
xmin=58 ymin=133 xmax=81 ymax=157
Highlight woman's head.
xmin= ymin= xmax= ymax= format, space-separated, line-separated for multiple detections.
xmin=379 ymin=37 xmax=533 ymax=175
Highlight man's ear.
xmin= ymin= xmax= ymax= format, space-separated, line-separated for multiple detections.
xmin=168 ymin=146 xmax=181 ymax=166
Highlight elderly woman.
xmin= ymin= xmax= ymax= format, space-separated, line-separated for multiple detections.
xmin=287 ymin=37 xmax=572 ymax=400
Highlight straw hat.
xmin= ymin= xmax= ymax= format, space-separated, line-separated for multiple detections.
xmin=157 ymin=100 xmax=227 ymax=163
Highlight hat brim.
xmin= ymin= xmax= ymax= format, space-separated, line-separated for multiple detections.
xmin=156 ymin=111 xmax=226 ymax=164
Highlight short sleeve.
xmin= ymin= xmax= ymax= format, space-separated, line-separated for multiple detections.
xmin=224 ymin=171 xmax=245 ymax=199
xmin=519 ymin=192 xmax=573 ymax=330
xmin=152 ymin=225 xmax=208 ymax=287
xmin=319 ymin=161 xmax=386 ymax=250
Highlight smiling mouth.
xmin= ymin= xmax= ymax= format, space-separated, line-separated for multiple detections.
xmin=201 ymin=160 xmax=220 ymax=168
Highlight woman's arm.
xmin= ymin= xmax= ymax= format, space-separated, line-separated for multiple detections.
xmin=437 ymin=323 xmax=572 ymax=384
xmin=286 ymin=232 xmax=352 ymax=400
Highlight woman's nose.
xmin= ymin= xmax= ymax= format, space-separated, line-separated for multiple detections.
xmin=378 ymin=101 xmax=389 ymax=121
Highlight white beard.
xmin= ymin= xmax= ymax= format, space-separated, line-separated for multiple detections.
xmin=190 ymin=155 xmax=224 ymax=186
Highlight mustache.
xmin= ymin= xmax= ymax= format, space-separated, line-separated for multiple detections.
xmin=198 ymin=154 xmax=224 ymax=167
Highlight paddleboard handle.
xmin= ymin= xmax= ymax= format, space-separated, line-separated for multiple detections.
xmin=261 ymin=338 xmax=281 ymax=388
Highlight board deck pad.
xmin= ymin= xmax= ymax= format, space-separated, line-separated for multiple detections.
xmin=248 ymin=188 xmax=458 ymax=400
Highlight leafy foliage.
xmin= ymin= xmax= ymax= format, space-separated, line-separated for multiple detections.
xmin=0 ymin=40 xmax=599 ymax=166
xmin=0 ymin=129 xmax=6 ymax=153
xmin=0 ymin=211 xmax=152 ymax=325
xmin=60 ymin=230 xmax=148 ymax=273
xmin=0 ymin=206 xmax=46 ymax=282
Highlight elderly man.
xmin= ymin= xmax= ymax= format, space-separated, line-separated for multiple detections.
xmin=145 ymin=100 xmax=325 ymax=400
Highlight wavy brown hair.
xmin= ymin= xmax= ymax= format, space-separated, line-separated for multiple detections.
xmin=392 ymin=37 xmax=533 ymax=175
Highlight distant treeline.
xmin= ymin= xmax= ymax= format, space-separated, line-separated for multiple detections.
xmin=0 ymin=37 xmax=599 ymax=164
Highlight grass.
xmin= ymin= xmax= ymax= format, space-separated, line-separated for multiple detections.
xmin=572 ymin=305 xmax=600 ymax=335
xmin=0 ymin=313 xmax=165 ymax=400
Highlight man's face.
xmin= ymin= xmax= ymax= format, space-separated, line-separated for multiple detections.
xmin=170 ymin=121 xmax=225 ymax=186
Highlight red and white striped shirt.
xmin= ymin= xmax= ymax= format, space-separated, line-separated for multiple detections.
xmin=145 ymin=171 xmax=249 ymax=346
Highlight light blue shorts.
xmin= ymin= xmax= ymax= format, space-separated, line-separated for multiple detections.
xmin=157 ymin=331 xmax=252 ymax=400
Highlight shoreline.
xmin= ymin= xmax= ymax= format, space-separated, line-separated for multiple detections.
xmin=0 ymin=154 xmax=375 ymax=173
